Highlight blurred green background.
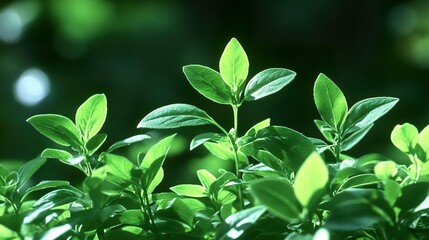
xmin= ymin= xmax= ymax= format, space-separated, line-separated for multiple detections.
xmin=1 ymin=0 xmax=429 ymax=189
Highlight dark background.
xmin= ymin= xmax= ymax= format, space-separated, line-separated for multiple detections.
xmin=1 ymin=0 xmax=429 ymax=187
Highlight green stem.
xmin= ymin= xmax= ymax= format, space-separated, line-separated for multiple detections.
xmin=143 ymin=187 xmax=159 ymax=238
xmin=231 ymin=105 xmax=244 ymax=210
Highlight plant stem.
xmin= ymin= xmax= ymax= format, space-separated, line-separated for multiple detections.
xmin=143 ymin=187 xmax=159 ymax=238
xmin=231 ymin=105 xmax=244 ymax=210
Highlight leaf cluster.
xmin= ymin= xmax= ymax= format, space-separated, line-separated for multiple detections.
xmin=1 ymin=38 xmax=428 ymax=240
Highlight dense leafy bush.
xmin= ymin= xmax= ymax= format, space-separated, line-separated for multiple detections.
xmin=1 ymin=38 xmax=428 ymax=239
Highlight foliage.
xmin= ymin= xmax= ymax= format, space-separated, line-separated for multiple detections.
xmin=1 ymin=37 xmax=428 ymax=240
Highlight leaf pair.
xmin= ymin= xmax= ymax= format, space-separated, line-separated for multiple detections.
xmin=27 ymin=94 xmax=107 ymax=155
xmin=183 ymin=38 xmax=295 ymax=106
xmin=314 ymin=74 xmax=398 ymax=154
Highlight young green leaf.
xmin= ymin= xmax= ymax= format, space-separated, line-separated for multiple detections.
xmin=219 ymin=38 xmax=249 ymax=92
xmin=22 ymin=180 xmax=70 ymax=202
xmin=170 ymin=184 xmax=207 ymax=198
xmin=190 ymin=132 xmax=220 ymax=150
xmin=293 ymin=152 xmax=328 ymax=208
xmin=137 ymin=104 xmax=220 ymax=130
xmin=75 ymin=94 xmax=107 ymax=141
xmin=41 ymin=148 xmax=73 ymax=161
xmin=374 ymin=161 xmax=398 ymax=180
xmin=418 ymin=124 xmax=429 ymax=155
xmin=250 ymin=178 xmax=302 ymax=222
xmin=314 ymin=73 xmax=348 ymax=129
xmin=340 ymin=124 xmax=373 ymax=151
xmin=27 ymin=114 xmax=82 ymax=149
xmin=197 ymin=169 xmax=216 ymax=189
xmin=344 ymin=97 xmax=399 ymax=132
xmin=106 ymin=134 xmax=151 ymax=153
xmin=183 ymin=65 xmax=232 ymax=104
xmin=244 ymin=68 xmax=296 ymax=101
xmin=86 ymin=133 xmax=107 ymax=155
xmin=140 ymin=134 xmax=175 ymax=188
xmin=104 ymin=153 xmax=134 ymax=185
xmin=17 ymin=158 xmax=46 ymax=189
xmin=391 ymin=123 xmax=419 ymax=154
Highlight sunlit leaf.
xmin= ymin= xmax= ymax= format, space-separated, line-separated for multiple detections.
xmin=374 ymin=161 xmax=398 ymax=180
xmin=344 ymin=97 xmax=399 ymax=131
xmin=197 ymin=169 xmax=216 ymax=189
xmin=106 ymin=134 xmax=151 ymax=153
xmin=244 ymin=68 xmax=295 ymax=101
xmin=137 ymin=104 xmax=219 ymax=129
xmin=141 ymin=134 xmax=175 ymax=189
xmin=170 ymin=184 xmax=207 ymax=198
xmin=391 ymin=123 xmax=419 ymax=154
xmin=314 ymin=73 xmax=348 ymax=129
xmin=27 ymin=114 xmax=82 ymax=149
xmin=183 ymin=64 xmax=232 ymax=104
xmin=190 ymin=132 xmax=220 ymax=150
xmin=75 ymin=94 xmax=107 ymax=141
xmin=294 ymin=152 xmax=328 ymax=208
xmin=219 ymin=37 xmax=249 ymax=92
xmin=250 ymin=178 xmax=302 ymax=222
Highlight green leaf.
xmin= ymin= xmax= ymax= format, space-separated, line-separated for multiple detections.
xmin=344 ymin=97 xmax=399 ymax=132
xmin=384 ymin=180 xmax=401 ymax=207
xmin=86 ymin=133 xmax=107 ymax=155
xmin=17 ymin=158 xmax=46 ymax=189
xmin=336 ymin=173 xmax=380 ymax=192
xmin=197 ymin=169 xmax=216 ymax=189
xmin=119 ymin=209 xmax=145 ymax=226
xmin=240 ymin=126 xmax=316 ymax=172
xmin=314 ymin=73 xmax=348 ymax=129
xmin=22 ymin=180 xmax=70 ymax=202
xmin=391 ymin=123 xmax=419 ymax=153
xmin=395 ymin=182 xmax=429 ymax=217
xmin=183 ymin=65 xmax=232 ymax=104
xmin=250 ymin=178 xmax=302 ymax=222
xmin=216 ymin=205 xmax=267 ymax=240
xmin=140 ymin=134 xmax=175 ymax=189
xmin=75 ymin=94 xmax=107 ymax=141
xmin=294 ymin=152 xmax=328 ymax=208
xmin=33 ymin=187 xmax=88 ymax=208
xmin=104 ymin=153 xmax=134 ymax=185
xmin=137 ymin=104 xmax=219 ymax=130
xmin=244 ymin=68 xmax=296 ymax=101
xmin=314 ymin=119 xmax=336 ymax=143
xmin=27 ymin=114 xmax=82 ymax=149
xmin=41 ymin=148 xmax=73 ymax=161
xmin=374 ymin=161 xmax=398 ymax=180
xmin=418 ymin=124 xmax=429 ymax=155
xmin=219 ymin=38 xmax=249 ymax=92
xmin=107 ymin=134 xmax=151 ymax=153
xmin=170 ymin=184 xmax=207 ymax=198
xmin=204 ymin=142 xmax=234 ymax=161
xmin=340 ymin=123 xmax=373 ymax=151
xmin=190 ymin=132 xmax=220 ymax=150
xmin=147 ymin=168 xmax=164 ymax=194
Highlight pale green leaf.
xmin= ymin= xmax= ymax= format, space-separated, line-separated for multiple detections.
xmin=391 ymin=123 xmax=419 ymax=153
xmin=183 ymin=64 xmax=232 ymax=104
xmin=27 ymin=114 xmax=82 ymax=149
xmin=374 ymin=161 xmax=398 ymax=180
xmin=137 ymin=104 xmax=218 ymax=129
xmin=219 ymin=38 xmax=249 ymax=91
xmin=170 ymin=184 xmax=207 ymax=198
xmin=75 ymin=94 xmax=107 ymax=141
xmin=107 ymin=134 xmax=151 ymax=153
xmin=294 ymin=152 xmax=328 ymax=208
xmin=104 ymin=153 xmax=134 ymax=185
xmin=314 ymin=73 xmax=348 ymax=129
xmin=244 ymin=68 xmax=295 ymax=101
xmin=197 ymin=169 xmax=216 ymax=189
xmin=344 ymin=97 xmax=399 ymax=132
xmin=418 ymin=124 xmax=429 ymax=155
xmin=41 ymin=148 xmax=73 ymax=161
xmin=250 ymin=178 xmax=302 ymax=222
xmin=190 ymin=133 xmax=220 ymax=150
